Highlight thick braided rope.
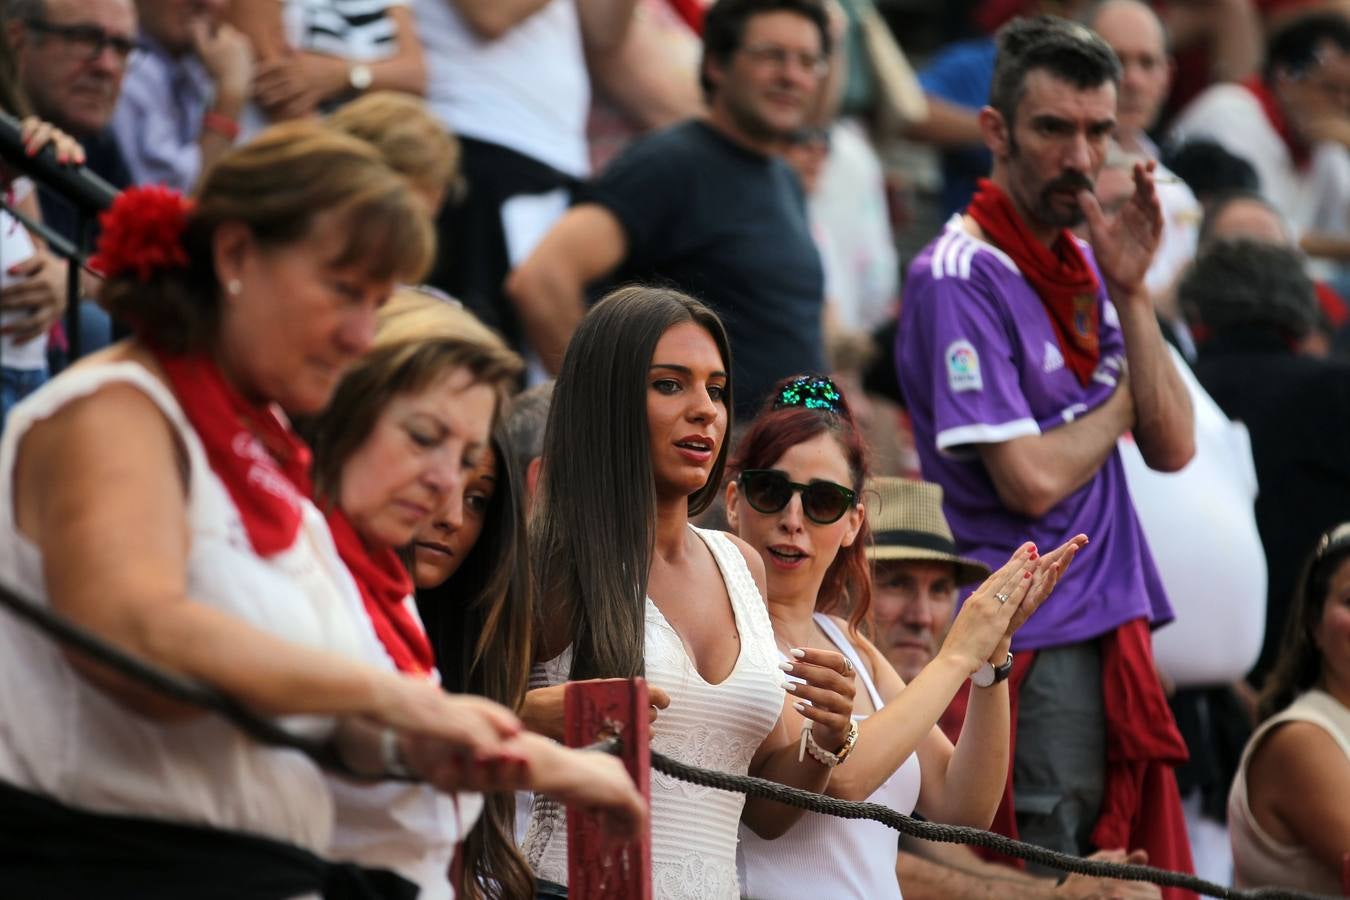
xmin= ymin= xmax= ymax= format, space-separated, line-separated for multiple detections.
xmin=582 ymin=738 xmax=1332 ymax=900
xmin=0 ymin=583 xmax=1334 ymax=900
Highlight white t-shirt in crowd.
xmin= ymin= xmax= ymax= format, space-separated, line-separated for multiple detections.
xmin=413 ymin=0 xmax=590 ymax=178
xmin=1171 ymin=83 xmax=1350 ymax=278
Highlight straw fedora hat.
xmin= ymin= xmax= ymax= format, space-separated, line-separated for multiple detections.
xmin=865 ymin=478 xmax=990 ymax=587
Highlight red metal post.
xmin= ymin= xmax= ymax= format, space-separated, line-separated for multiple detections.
xmin=565 ymin=677 xmax=652 ymax=900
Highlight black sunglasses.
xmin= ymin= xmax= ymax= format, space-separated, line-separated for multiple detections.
xmin=25 ymin=19 xmax=140 ymax=62
xmin=738 ymin=469 xmax=856 ymax=525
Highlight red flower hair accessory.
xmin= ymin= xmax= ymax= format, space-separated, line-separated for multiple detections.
xmin=89 ymin=185 xmax=195 ymax=281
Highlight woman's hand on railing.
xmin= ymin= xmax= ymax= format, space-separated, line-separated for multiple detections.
xmin=521 ymin=732 xmax=647 ymax=840
xmin=522 ymin=682 xmax=671 ymax=742
xmin=17 ymin=116 xmax=85 ymax=166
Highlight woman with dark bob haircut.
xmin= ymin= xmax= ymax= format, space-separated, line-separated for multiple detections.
xmin=1229 ymin=524 xmax=1350 ymax=893
xmin=0 ymin=123 xmax=530 ymax=898
xmin=520 ymin=285 xmax=859 ymax=900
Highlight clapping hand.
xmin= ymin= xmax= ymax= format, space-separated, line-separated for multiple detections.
xmin=940 ymin=536 xmax=1088 ymax=673
xmin=1078 ymin=161 xmax=1162 ymax=301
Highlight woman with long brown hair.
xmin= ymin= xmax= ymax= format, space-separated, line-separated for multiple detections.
xmin=522 ymin=286 xmax=858 ymax=900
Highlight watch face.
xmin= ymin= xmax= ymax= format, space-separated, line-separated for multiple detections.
xmin=349 ymin=64 xmax=373 ymax=91
xmin=972 ymin=661 xmax=996 ymax=688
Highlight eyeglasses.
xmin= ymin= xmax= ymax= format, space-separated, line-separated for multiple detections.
xmin=739 ymin=44 xmax=830 ymax=78
xmin=738 ymin=469 xmax=856 ymax=525
xmin=25 ymin=19 xmax=139 ymax=63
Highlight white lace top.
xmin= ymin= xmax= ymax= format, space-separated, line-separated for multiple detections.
xmin=523 ymin=526 xmax=784 ymax=899
xmin=0 ymin=362 xmax=377 ymax=852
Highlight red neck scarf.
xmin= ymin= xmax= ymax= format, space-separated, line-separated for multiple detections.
xmin=156 ymin=352 xmax=312 ymax=557
xmin=1243 ymin=77 xmax=1311 ymax=170
xmin=967 ymin=178 xmax=1102 ymax=387
xmin=325 ymin=508 xmax=434 ymax=678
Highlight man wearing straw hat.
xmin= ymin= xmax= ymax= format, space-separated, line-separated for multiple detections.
xmin=868 ymin=477 xmax=1159 ymax=900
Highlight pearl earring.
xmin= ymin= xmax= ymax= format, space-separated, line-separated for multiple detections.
xmin=226 ymin=279 xmax=242 ymax=296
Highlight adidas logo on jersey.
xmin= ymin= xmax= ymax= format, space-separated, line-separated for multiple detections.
xmin=1043 ymin=341 xmax=1065 ymax=374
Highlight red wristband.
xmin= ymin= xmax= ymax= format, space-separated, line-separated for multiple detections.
xmin=202 ymin=111 xmax=240 ymax=141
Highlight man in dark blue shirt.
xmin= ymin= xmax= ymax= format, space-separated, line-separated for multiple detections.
xmin=506 ymin=0 xmax=830 ymax=418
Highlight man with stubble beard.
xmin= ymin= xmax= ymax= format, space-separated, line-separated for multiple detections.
xmin=506 ymin=0 xmax=830 ymax=418
xmin=894 ymin=16 xmax=1198 ymax=889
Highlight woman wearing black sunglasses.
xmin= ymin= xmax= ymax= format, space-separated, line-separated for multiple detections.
xmin=727 ymin=374 xmax=1087 ymax=899
xmin=520 ymin=287 xmax=861 ymax=900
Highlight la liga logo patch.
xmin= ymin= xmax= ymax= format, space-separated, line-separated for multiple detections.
xmin=946 ymin=339 xmax=982 ymax=392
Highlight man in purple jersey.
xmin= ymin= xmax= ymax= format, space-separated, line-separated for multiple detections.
xmin=895 ymin=15 xmax=1197 ymax=878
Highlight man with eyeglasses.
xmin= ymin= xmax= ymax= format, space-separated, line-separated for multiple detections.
xmin=507 ymin=0 xmax=832 ymax=419
xmin=7 ymin=0 xmax=136 ymax=230
xmin=5 ymin=0 xmax=134 ymax=365
xmin=895 ymin=15 xmax=1198 ymax=886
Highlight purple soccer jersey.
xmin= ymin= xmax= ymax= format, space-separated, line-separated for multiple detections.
xmin=896 ymin=217 xmax=1173 ymax=652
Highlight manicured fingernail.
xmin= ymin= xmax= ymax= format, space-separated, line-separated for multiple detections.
xmin=793 ymin=702 xmax=806 ymax=713
xmin=783 ymin=682 xmax=797 ymax=693
xmin=777 ymin=661 xmax=794 ymax=673
xmin=7 ymin=264 xmax=19 ymax=274
xmin=790 ymin=648 xmax=806 ymax=658
xmin=1024 ymin=571 xmax=1032 ymax=579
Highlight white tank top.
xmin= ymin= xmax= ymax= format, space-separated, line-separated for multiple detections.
xmin=1228 ymin=689 xmax=1350 ymax=894
xmin=0 ymin=362 xmax=374 ymax=852
xmin=737 ymin=614 xmax=920 ymax=900
xmin=523 ymin=526 xmax=784 ymax=899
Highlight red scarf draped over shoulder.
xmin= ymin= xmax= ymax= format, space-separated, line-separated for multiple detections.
xmin=326 ymin=509 xmax=435 ymax=678
xmin=939 ymin=619 xmax=1196 ymax=899
xmin=967 ymin=179 xmax=1102 ymax=387
xmin=156 ymin=352 xmax=312 ymax=558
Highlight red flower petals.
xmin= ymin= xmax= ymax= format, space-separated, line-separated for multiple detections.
xmin=89 ymin=185 xmax=194 ymax=282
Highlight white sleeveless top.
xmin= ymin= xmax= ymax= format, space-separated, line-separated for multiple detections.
xmin=327 ymin=591 xmax=483 ymax=900
xmin=737 ymin=614 xmax=920 ymax=900
xmin=0 ymin=362 xmax=377 ymax=852
xmin=523 ymin=526 xmax=783 ymax=899
xmin=1229 ymin=689 xmax=1350 ymax=894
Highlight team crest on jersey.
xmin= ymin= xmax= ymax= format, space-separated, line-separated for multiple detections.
xmin=1073 ymin=295 xmax=1095 ymax=337
xmin=946 ymin=339 xmax=982 ymax=392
